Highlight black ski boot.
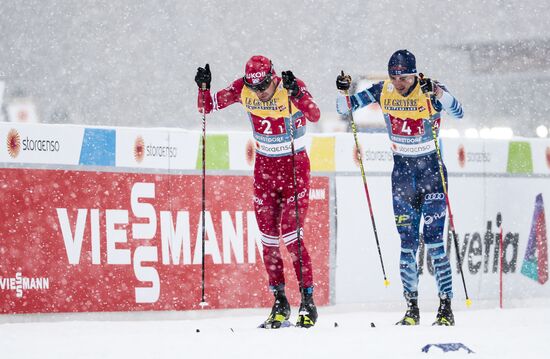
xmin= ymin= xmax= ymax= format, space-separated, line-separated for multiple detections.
xmin=262 ymin=285 xmax=291 ymax=329
xmin=432 ymin=295 xmax=455 ymax=326
xmin=296 ymin=287 xmax=317 ymax=328
xmin=396 ymin=291 xmax=420 ymax=325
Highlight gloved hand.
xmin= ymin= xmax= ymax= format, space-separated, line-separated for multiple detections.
xmin=195 ymin=64 xmax=211 ymax=90
xmin=336 ymin=70 xmax=352 ymax=91
xmin=282 ymin=70 xmax=300 ymax=97
xmin=419 ymin=73 xmax=434 ymax=95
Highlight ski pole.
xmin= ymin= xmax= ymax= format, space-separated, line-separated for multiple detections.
xmin=286 ymin=94 xmax=304 ymax=291
xmin=199 ymin=85 xmax=208 ymax=308
xmin=341 ymin=71 xmax=389 ymax=287
xmin=424 ymin=90 xmax=471 ymax=307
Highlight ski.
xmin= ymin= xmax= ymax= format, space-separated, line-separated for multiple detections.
xmin=258 ymin=320 xmax=294 ymax=329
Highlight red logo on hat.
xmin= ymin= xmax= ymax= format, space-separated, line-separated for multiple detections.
xmin=245 ymin=55 xmax=273 ymax=84
xmin=246 ymin=71 xmax=267 ymax=84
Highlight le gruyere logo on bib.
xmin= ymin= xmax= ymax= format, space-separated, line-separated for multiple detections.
xmin=245 ymin=97 xmax=278 ymax=111
xmin=383 ymin=98 xmax=418 ymax=112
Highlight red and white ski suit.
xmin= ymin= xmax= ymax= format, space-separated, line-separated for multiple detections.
xmin=197 ymin=76 xmax=320 ymax=288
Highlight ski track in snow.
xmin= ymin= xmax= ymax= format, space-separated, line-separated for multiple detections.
xmin=1 ymin=304 xmax=548 ymax=359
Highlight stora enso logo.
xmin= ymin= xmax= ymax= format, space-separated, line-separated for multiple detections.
xmin=7 ymin=128 xmax=21 ymax=158
xmin=134 ymin=136 xmax=145 ymax=163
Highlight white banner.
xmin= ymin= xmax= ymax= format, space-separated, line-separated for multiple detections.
xmin=115 ymin=127 xmax=199 ymax=170
xmin=531 ymin=138 xmax=550 ymax=175
xmin=0 ymin=122 xmax=83 ymax=164
xmin=441 ymin=138 xmax=508 ymax=174
xmin=334 ymin=133 xmax=394 ymax=173
xmin=334 ymin=174 xmax=550 ymax=308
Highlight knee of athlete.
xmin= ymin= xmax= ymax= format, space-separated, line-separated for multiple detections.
xmin=288 ymin=252 xmax=299 ymax=263
xmin=267 ymin=262 xmax=283 ymax=271
xmin=400 ymin=250 xmax=417 ymax=270
xmin=400 ymin=251 xmax=416 ymax=262
xmin=400 ymin=241 xmax=418 ymax=255
xmin=263 ymin=247 xmax=283 ymax=265
xmin=426 ymin=241 xmax=448 ymax=261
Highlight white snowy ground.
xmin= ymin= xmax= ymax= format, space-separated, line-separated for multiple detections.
xmin=1 ymin=300 xmax=549 ymax=359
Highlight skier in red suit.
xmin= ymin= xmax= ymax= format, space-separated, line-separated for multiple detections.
xmin=195 ymin=55 xmax=320 ymax=328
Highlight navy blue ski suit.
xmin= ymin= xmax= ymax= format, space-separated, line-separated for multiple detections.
xmin=337 ymin=78 xmax=463 ymax=300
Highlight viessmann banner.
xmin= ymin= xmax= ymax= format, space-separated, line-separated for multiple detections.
xmin=0 ymin=170 xmax=330 ymax=314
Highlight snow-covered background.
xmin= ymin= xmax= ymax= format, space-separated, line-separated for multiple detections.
xmin=1 ymin=2 xmax=550 ymax=358
xmin=1 ymin=301 xmax=549 ymax=359
xmin=1 ymin=0 xmax=549 ymax=136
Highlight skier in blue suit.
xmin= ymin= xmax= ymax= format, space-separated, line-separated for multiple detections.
xmin=336 ymin=49 xmax=463 ymax=326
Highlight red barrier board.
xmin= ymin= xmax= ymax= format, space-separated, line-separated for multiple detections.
xmin=0 ymin=169 xmax=330 ymax=314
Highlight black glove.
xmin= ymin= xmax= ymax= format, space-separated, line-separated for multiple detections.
xmin=282 ymin=70 xmax=300 ymax=97
xmin=336 ymin=70 xmax=352 ymax=91
xmin=419 ymin=73 xmax=434 ymax=95
xmin=195 ymin=64 xmax=211 ymax=90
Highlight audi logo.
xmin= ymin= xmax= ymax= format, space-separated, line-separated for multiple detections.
xmin=425 ymin=193 xmax=445 ymax=201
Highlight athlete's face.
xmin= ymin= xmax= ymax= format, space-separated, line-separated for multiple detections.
xmin=254 ymin=79 xmax=277 ymax=102
xmin=390 ymin=74 xmax=416 ymax=96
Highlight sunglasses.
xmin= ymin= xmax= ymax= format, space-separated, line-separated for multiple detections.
xmin=244 ymin=73 xmax=273 ymax=92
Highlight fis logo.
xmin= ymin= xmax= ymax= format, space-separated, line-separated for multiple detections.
xmin=521 ymin=194 xmax=548 ymax=285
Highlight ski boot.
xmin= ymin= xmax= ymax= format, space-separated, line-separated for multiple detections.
xmin=432 ymin=295 xmax=455 ymax=326
xmin=396 ymin=291 xmax=420 ymax=325
xmin=296 ymin=287 xmax=317 ymax=328
xmin=262 ymin=285 xmax=291 ymax=329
